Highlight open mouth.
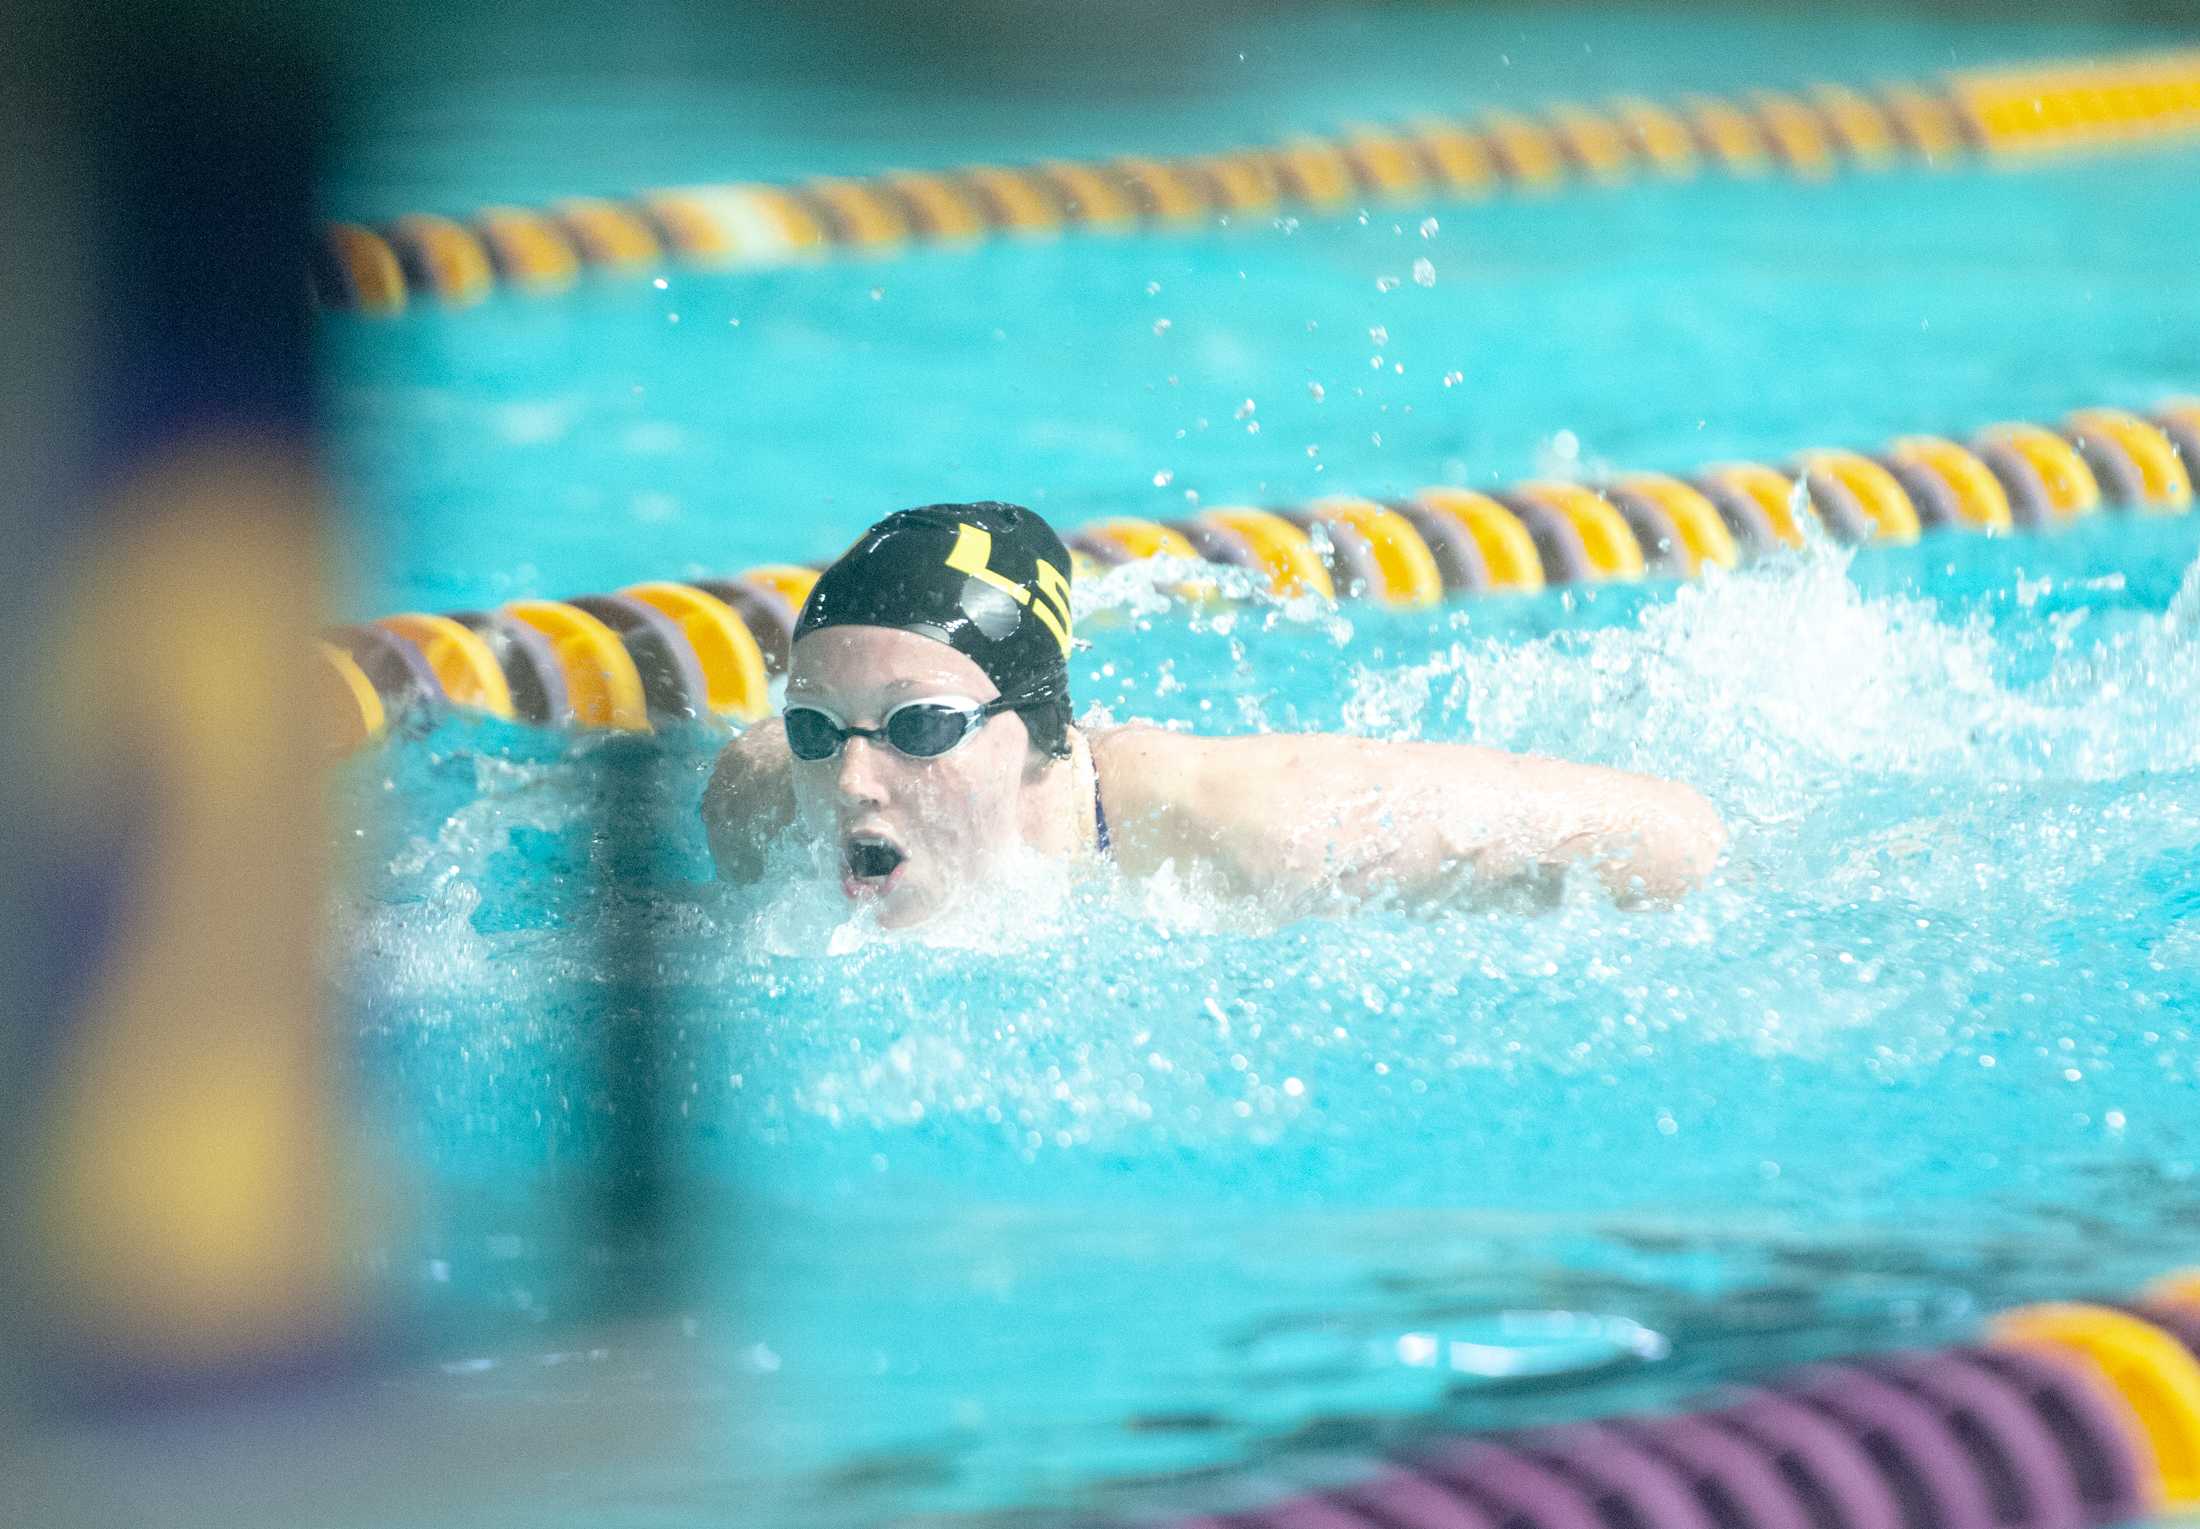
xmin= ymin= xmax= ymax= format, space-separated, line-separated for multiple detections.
xmin=840 ymin=831 xmax=908 ymax=899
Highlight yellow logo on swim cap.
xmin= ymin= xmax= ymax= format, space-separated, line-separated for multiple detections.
xmin=944 ymin=521 xmax=1072 ymax=658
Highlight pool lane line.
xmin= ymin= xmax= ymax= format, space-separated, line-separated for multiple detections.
xmin=1121 ymin=1278 xmax=2200 ymax=1529
xmin=315 ymin=47 xmax=2200 ymax=314
xmin=318 ymin=397 xmax=2194 ymax=749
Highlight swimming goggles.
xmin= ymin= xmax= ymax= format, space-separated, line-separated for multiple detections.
xmin=783 ymin=695 xmax=1025 ymax=762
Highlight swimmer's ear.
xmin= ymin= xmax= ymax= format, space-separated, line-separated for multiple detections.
xmin=1021 ymin=720 xmax=1068 ymax=780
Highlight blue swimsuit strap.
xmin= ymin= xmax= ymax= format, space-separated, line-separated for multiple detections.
xmin=1093 ymin=767 xmax=1111 ymax=857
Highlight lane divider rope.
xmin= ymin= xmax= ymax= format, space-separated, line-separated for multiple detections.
xmin=1137 ymin=1269 xmax=2200 ymax=1528
xmin=315 ymin=48 xmax=2200 ymax=314
xmin=318 ymin=397 xmax=2196 ymax=748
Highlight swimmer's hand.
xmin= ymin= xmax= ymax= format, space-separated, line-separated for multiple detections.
xmin=702 ymin=719 xmax=798 ymax=885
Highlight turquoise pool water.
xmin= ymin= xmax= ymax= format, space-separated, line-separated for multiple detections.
xmin=326 ymin=7 xmax=2200 ymax=1525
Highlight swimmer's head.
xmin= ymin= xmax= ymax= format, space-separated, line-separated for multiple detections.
xmin=794 ymin=502 xmax=1074 ymax=756
xmin=787 ymin=502 xmax=1077 ymax=926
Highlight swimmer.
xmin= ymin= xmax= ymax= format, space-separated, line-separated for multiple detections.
xmin=703 ymin=501 xmax=1727 ymax=928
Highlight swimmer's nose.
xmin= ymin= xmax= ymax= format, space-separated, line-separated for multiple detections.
xmin=833 ymin=732 xmax=890 ymax=805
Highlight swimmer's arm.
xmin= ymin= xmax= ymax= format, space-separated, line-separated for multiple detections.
xmin=701 ymin=719 xmax=798 ymax=884
xmin=1104 ymin=728 xmax=1725 ymax=908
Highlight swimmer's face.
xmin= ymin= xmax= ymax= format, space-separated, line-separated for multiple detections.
xmin=786 ymin=626 xmax=1034 ymax=929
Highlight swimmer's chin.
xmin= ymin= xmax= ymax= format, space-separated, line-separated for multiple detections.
xmin=859 ymin=845 xmax=1078 ymax=948
xmin=728 ymin=834 xmax=1087 ymax=951
xmin=851 ymin=878 xmax=934 ymax=930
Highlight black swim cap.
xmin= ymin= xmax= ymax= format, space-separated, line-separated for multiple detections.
xmin=794 ymin=501 xmax=1076 ymax=758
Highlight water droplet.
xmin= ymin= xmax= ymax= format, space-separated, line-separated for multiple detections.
xmin=652 ymin=277 xmax=669 ymax=290
xmin=1307 ymin=382 xmax=1325 ymax=402
xmin=868 ymin=287 xmax=883 ymax=300
xmin=1152 ymin=318 xmax=1172 ymax=335
xmin=1420 ymin=217 xmax=1440 ymax=238
xmin=1369 ymin=325 xmax=1389 ymax=346
xmin=1412 ymin=258 xmax=1436 ymax=287
xmin=1145 ymin=280 xmax=1162 ymax=296
xmin=1234 ymin=397 xmax=1257 ymax=419
xmin=1152 ymin=469 xmax=1174 ymax=487
xmin=1375 ymin=275 xmax=1400 ymax=293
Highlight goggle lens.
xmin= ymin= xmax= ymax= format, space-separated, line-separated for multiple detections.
xmin=884 ymin=704 xmax=979 ymax=757
xmin=783 ymin=706 xmax=845 ymax=761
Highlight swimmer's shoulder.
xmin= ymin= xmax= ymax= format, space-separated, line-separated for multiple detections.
xmin=703 ymin=718 xmax=796 ymax=883
xmin=1088 ymin=725 xmax=1331 ymax=794
xmin=1085 ymin=724 xmax=1278 ymax=876
xmin=708 ymin=714 xmax=793 ymax=787
xmin=1087 ymin=722 xmax=1204 ymax=802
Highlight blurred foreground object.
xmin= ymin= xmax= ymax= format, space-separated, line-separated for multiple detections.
xmin=2 ymin=7 xmax=356 ymax=1407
